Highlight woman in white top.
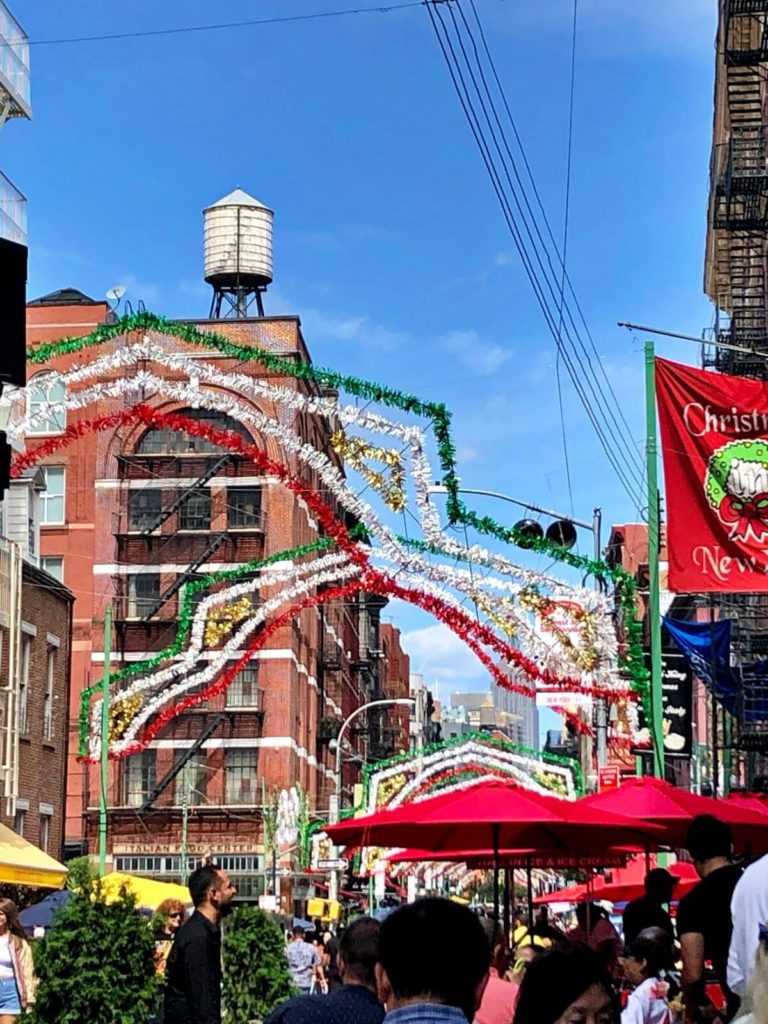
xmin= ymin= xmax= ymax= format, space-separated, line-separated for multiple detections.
xmin=620 ymin=935 xmax=680 ymax=1024
xmin=0 ymin=898 xmax=35 ymax=1021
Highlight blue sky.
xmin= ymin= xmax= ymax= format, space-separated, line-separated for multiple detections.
xmin=7 ymin=0 xmax=717 ymax=709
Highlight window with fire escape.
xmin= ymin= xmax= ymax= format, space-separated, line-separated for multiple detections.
xmin=228 ymin=487 xmax=262 ymax=529
xmin=121 ymin=750 xmax=156 ymax=807
xmin=172 ymin=755 xmax=209 ymax=806
xmin=225 ymin=748 xmax=259 ymax=805
xmin=226 ymin=664 xmax=262 ymax=709
xmin=128 ymin=489 xmax=162 ymax=531
xmin=179 ymin=489 xmax=211 ymax=531
xmin=136 ymin=409 xmax=251 ymax=454
xmin=127 ymin=573 xmax=161 ymax=618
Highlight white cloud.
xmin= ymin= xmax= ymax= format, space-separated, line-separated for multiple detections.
xmin=119 ymin=273 xmax=162 ymax=307
xmin=402 ymin=623 xmax=486 ymax=683
xmin=456 ymin=444 xmax=480 ymax=464
xmin=440 ymin=329 xmax=512 ymax=375
xmin=493 ymin=250 xmax=515 ymax=267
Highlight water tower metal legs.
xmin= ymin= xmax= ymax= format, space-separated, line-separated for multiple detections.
xmin=208 ymin=286 xmax=267 ymax=319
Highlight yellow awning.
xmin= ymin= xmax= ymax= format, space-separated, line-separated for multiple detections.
xmin=0 ymin=823 xmax=67 ymax=889
xmin=99 ymin=872 xmax=191 ymax=911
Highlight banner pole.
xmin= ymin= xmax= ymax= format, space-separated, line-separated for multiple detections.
xmin=99 ymin=603 xmax=112 ymax=876
xmin=709 ymin=594 xmax=719 ymax=798
xmin=645 ymin=342 xmax=664 ymax=779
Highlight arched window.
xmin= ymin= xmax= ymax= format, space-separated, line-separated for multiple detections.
xmin=135 ymin=408 xmax=252 ymax=455
xmin=27 ymin=375 xmax=66 ymax=435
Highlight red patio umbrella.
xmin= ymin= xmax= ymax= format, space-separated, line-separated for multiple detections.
xmin=325 ymin=780 xmax=664 ymax=919
xmin=578 ymin=777 xmax=768 ymax=849
xmin=387 ymin=849 xmax=633 ymax=870
xmin=533 ymin=858 xmax=700 ymax=906
xmin=325 ymin=781 xmax=663 ymax=854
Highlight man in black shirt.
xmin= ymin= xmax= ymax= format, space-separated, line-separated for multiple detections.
xmin=676 ymin=815 xmax=742 ymax=1024
xmin=164 ymin=863 xmax=237 ymax=1024
xmin=265 ymin=917 xmax=384 ymax=1024
xmin=622 ymin=868 xmax=677 ymax=946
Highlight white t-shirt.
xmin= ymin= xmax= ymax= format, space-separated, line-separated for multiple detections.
xmin=728 ymin=853 xmax=768 ymax=998
xmin=620 ymin=977 xmax=675 ymax=1024
xmin=0 ymin=934 xmax=14 ymax=980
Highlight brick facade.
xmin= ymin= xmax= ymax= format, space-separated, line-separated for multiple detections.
xmin=11 ymin=562 xmax=72 ymax=858
xmin=25 ymin=294 xmax=399 ymax=890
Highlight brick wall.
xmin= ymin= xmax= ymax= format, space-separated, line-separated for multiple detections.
xmin=12 ymin=562 xmax=72 ymax=859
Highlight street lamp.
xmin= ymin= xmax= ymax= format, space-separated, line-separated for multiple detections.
xmin=327 ymin=698 xmax=416 ymax=902
xmin=427 ymin=485 xmax=608 ymax=768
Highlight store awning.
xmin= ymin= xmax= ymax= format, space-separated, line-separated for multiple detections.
xmin=0 ymin=823 xmax=67 ymax=889
xmin=99 ymin=872 xmax=191 ymax=911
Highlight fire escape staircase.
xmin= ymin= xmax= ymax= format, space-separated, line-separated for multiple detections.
xmin=141 ymin=532 xmax=228 ymax=622
xmin=138 ymin=711 xmax=231 ymax=812
xmin=141 ymin=454 xmax=232 ymax=536
xmin=711 ymin=1 xmax=768 ymax=373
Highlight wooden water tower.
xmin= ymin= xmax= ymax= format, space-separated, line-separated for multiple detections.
xmin=204 ymin=187 xmax=273 ymax=318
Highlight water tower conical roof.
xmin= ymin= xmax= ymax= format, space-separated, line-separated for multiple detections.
xmin=205 ymin=188 xmax=272 ymax=213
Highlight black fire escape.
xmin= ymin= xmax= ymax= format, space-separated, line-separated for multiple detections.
xmin=705 ymin=0 xmax=768 ymax=760
xmin=111 ymin=438 xmax=261 ymax=796
xmin=707 ymin=0 xmax=768 ymax=377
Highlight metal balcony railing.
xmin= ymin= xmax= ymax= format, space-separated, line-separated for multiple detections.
xmin=0 ymin=172 xmax=26 ymax=245
xmin=0 ymin=3 xmax=30 ymax=121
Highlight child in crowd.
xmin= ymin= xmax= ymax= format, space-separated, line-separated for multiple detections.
xmin=620 ymin=935 xmax=681 ymax=1024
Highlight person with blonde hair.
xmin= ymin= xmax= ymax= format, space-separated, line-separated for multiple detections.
xmin=153 ymin=899 xmax=187 ymax=977
xmin=733 ymin=925 xmax=768 ymax=1024
xmin=0 ymin=898 xmax=35 ymax=1021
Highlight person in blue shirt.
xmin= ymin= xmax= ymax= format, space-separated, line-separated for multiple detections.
xmin=285 ymin=926 xmax=321 ymax=995
xmin=374 ymin=899 xmax=491 ymax=1024
xmin=266 ymin=917 xmax=383 ymax=1024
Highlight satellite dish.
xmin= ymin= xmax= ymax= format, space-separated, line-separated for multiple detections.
xmin=106 ymin=285 xmax=127 ymax=310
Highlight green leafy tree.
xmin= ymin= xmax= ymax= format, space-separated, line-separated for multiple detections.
xmin=64 ymin=854 xmax=97 ymax=892
xmin=223 ymin=906 xmax=296 ymax=1023
xmin=28 ymin=879 xmax=157 ymax=1024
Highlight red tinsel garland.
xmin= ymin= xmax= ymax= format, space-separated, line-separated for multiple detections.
xmin=17 ymin=404 xmax=604 ymax=750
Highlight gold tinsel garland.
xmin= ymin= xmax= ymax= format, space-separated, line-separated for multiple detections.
xmin=331 ymin=430 xmax=406 ymax=512
xmin=109 ymin=693 xmax=144 ymax=743
xmin=519 ymin=588 xmax=599 ymax=672
xmin=204 ymin=596 xmax=254 ymax=648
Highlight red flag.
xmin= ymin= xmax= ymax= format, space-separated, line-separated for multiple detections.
xmin=656 ymin=357 xmax=768 ymax=592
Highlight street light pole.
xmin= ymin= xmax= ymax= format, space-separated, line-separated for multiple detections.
xmin=327 ymin=698 xmax=415 ymax=902
xmin=427 ymin=485 xmax=608 ymax=767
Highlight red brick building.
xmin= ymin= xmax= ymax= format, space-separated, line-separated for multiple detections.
xmin=24 ymin=288 xmax=411 ymax=891
xmin=380 ymin=623 xmax=411 ymax=757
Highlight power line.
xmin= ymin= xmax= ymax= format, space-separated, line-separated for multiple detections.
xmin=426 ymin=2 xmax=644 ymax=507
xmin=556 ymin=0 xmax=579 ymax=516
xmin=11 ymin=3 xmax=425 ymax=48
xmin=464 ymin=0 xmax=641 ymax=463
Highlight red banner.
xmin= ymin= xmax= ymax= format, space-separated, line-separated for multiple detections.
xmin=656 ymin=357 xmax=768 ymax=592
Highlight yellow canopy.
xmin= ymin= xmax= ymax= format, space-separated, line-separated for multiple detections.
xmin=0 ymin=822 xmax=67 ymax=889
xmin=99 ymin=872 xmax=191 ymax=911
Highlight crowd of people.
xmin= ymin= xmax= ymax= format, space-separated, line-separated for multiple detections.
xmin=152 ymin=811 xmax=768 ymax=1024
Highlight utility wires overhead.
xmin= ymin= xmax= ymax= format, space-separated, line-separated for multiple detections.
xmin=425 ymin=0 xmax=645 ymax=508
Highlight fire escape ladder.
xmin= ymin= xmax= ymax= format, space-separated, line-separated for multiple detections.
xmin=726 ymin=0 xmax=768 ymax=66
xmin=138 ymin=711 xmax=230 ymax=812
xmin=142 ymin=454 xmax=232 ymax=536
xmin=141 ymin=532 xmax=228 ymax=621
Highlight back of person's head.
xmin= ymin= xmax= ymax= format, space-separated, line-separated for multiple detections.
xmin=514 ymin=945 xmax=619 ymax=1024
xmin=338 ymin=917 xmax=380 ymax=986
xmin=637 ymin=926 xmax=675 ymax=969
xmin=623 ymin=935 xmax=669 ymax=979
xmin=292 ymin=925 xmax=305 ymax=940
xmin=644 ymin=867 xmax=676 ymax=901
xmin=685 ymin=814 xmax=732 ymax=863
xmin=377 ymin=898 xmax=491 ymax=1021
xmin=188 ymin=864 xmax=223 ymax=908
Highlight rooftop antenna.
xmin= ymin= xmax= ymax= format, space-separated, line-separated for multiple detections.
xmin=105 ymin=284 xmax=126 ymax=312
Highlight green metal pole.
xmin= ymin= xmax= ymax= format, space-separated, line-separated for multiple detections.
xmin=180 ymin=762 xmax=190 ymax=883
xmin=99 ymin=604 xmax=112 ymax=876
xmin=645 ymin=342 xmax=665 ymax=779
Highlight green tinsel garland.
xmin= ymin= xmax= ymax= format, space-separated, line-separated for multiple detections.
xmin=32 ymin=311 xmax=648 ymax=707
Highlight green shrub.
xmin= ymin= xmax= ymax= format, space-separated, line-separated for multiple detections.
xmin=28 ymin=879 xmax=157 ymax=1024
xmin=223 ymin=907 xmax=296 ymax=1023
